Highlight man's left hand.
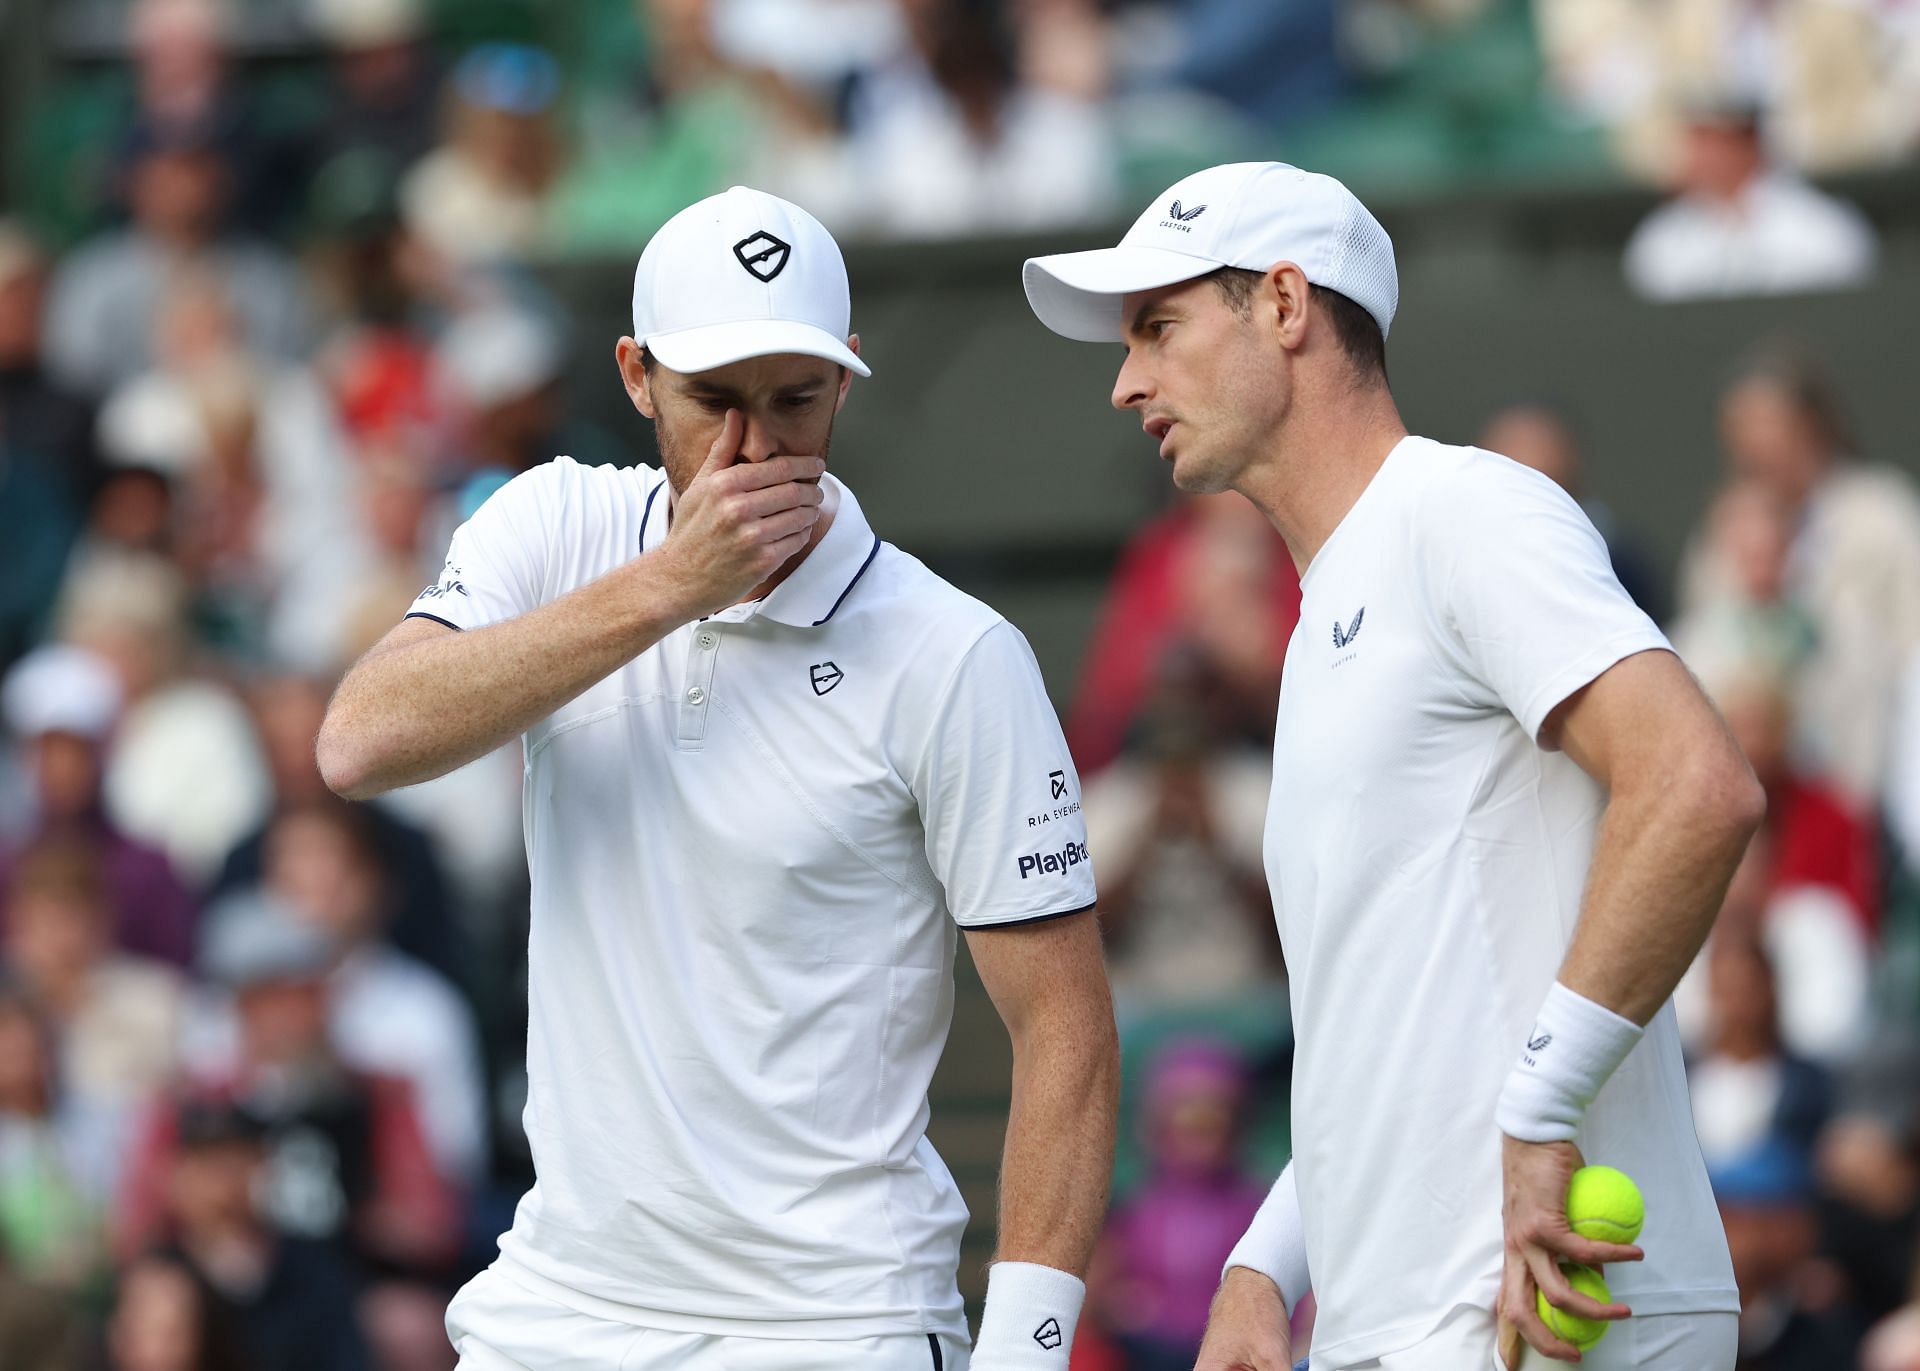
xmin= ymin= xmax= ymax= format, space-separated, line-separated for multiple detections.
xmin=1496 ymin=1135 xmax=1643 ymax=1365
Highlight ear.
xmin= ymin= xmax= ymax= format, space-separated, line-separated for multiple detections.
xmin=615 ymin=337 xmax=657 ymax=419
xmin=835 ymin=335 xmax=860 ymax=413
xmin=1264 ymin=263 xmax=1312 ymax=353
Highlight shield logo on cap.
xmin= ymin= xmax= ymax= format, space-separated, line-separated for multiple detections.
xmin=733 ymin=231 xmax=791 ymax=282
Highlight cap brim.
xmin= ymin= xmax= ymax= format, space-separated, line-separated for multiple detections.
xmin=644 ymin=319 xmax=871 ymax=378
xmin=1022 ymin=245 xmax=1222 ymax=342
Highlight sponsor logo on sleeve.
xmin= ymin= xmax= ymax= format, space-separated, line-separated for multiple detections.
xmin=1027 ymin=769 xmax=1083 ymax=827
xmin=1017 ymin=840 xmax=1089 ymax=879
xmin=418 ymin=562 xmax=469 ymax=600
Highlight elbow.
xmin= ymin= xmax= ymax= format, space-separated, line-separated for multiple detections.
xmin=315 ymin=717 xmax=380 ymax=802
xmin=1685 ymin=743 xmax=1767 ymax=853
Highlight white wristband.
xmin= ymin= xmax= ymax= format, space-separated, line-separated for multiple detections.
xmin=974 ymin=1262 xmax=1085 ymax=1368
xmin=1495 ymin=981 xmax=1644 ymax=1143
xmin=1222 ymin=1162 xmax=1309 ymax=1311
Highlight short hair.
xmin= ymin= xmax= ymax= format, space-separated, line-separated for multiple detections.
xmin=1727 ymin=341 xmax=1855 ymax=454
xmin=1207 ymin=267 xmax=1387 ymax=382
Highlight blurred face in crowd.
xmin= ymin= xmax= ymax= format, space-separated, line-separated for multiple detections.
xmin=165 ymin=1137 xmax=262 ymax=1238
xmin=0 ymin=256 xmax=45 ymax=367
xmin=1112 ymin=273 xmax=1298 ymax=496
xmin=1680 ymin=120 xmax=1765 ymax=202
xmin=236 ymin=976 xmax=333 ymax=1070
xmin=250 ymin=677 xmax=332 ymax=802
xmin=1148 ymin=1076 xmax=1242 ymax=1178
xmin=1720 ymin=1197 xmax=1814 ymax=1303
xmin=1708 ymin=481 xmax=1793 ymax=604
xmin=0 ymin=1000 xmax=54 ymax=1115
xmin=90 ymin=469 xmax=176 ymax=553
xmin=619 ymin=345 xmax=854 ymax=498
xmin=1479 ymin=405 xmax=1581 ymax=496
xmin=29 ymin=729 xmax=104 ymax=820
xmin=108 ymin=1256 xmax=211 ymax=1371
xmin=129 ymin=148 xmax=230 ymax=248
xmin=264 ymin=808 xmax=385 ymax=945
xmin=1718 ymin=682 xmax=1791 ymax=786
xmin=1706 ymin=938 xmax=1780 ymax=1060
xmin=6 ymin=877 xmax=111 ymax=999
xmin=1721 ymin=378 xmax=1831 ymax=509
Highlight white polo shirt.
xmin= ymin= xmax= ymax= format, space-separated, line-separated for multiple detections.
xmin=1264 ymin=438 xmax=1737 ymax=1368
xmin=407 ymin=457 xmax=1095 ymax=1340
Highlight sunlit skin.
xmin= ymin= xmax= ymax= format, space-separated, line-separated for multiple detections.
xmin=614 ymin=336 xmax=858 ymax=604
xmin=1109 ymin=264 xmax=1406 ymax=574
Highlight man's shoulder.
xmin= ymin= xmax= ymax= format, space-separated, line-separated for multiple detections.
xmin=481 ymin=455 xmax=659 ymax=523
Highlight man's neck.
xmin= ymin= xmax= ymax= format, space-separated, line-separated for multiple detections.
xmin=1235 ymin=385 xmax=1408 ymax=575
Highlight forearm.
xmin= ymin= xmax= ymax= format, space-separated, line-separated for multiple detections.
xmin=1559 ymin=772 xmax=1760 ymax=1025
xmin=993 ymin=1013 xmax=1119 ymax=1274
xmin=319 ymin=553 xmax=695 ymax=798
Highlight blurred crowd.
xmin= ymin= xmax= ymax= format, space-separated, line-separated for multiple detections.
xmin=0 ymin=0 xmax=1916 ymax=1369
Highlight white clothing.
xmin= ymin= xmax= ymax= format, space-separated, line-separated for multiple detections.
xmin=1623 ymin=172 xmax=1877 ymax=301
xmin=448 ymin=1263 xmax=970 ymax=1371
xmin=330 ymin=945 xmax=490 ymax=1187
xmin=409 ymin=458 xmax=1092 ymax=1341
xmin=1315 ymin=1299 xmax=1737 ymax=1370
xmin=1264 ymin=439 xmax=1736 ymax=1367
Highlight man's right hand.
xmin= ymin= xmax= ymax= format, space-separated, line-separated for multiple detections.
xmin=1195 ymin=1267 xmax=1294 ymax=1371
xmin=655 ymin=409 xmax=827 ymax=619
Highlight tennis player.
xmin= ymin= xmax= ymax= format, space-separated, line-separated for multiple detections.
xmin=1023 ymin=162 xmax=1761 ymax=1370
xmin=319 ymin=187 xmax=1118 ymax=1371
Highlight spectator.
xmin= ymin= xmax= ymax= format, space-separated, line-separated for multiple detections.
xmin=43 ymin=117 xmax=311 ymax=399
xmin=1688 ymin=935 xmax=1831 ymax=1175
xmin=1477 ymin=401 xmax=1666 ymax=620
xmin=2 ymin=843 xmax=186 ymax=1120
xmin=1680 ymin=348 xmax=1920 ymax=807
xmin=843 ymin=0 xmax=1116 ymax=237
xmin=58 ymin=558 xmax=271 ymax=883
xmin=212 ymin=673 xmax=460 ymax=979
xmin=0 ymin=222 xmax=100 ymax=510
xmin=1068 ymin=491 xmax=1299 ymax=776
xmin=433 ymin=305 xmax=622 ymax=480
xmin=305 ymin=0 xmax=440 ymax=199
xmin=1082 ymin=658 xmax=1278 ymax=1016
xmin=1816 ymin=1034 xmax=1920 ymax=1333
xmin=134 ymin=1098 xmax=369 ymax=1371
xmin=1 ymin=644 xmax=198 ymax=967
xmin=0 ymin=982 xmax=117 ymax=1294
xmin=1623 ymin=100 xmax=1878 ymax=302
xmin=103 ymin=1252 xmax=249 ymax=1371
xmin=120 ymin=894 xmax=458 ymax=1279
xmin=1089 ymin=1040 xmax=1269 ymax=1370
xmin=257 ymin=799 xmax=487 ymax=1188
xmin=400 ymin=44 xmax=567 ymax=268
xmin=1715 ymin=1140 xmax=1865 ymax=1369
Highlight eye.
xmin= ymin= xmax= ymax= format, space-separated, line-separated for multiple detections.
xmin=696 ymin=398 xmax=729 ymax=414
xmin=780 ymin=395 xmax=819 ymax=410
xmin=1149 ymin=319 xmax=1174 ymax=339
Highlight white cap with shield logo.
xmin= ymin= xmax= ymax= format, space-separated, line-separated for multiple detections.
xmin=631 ymin=186 xmax=871 ymax=378
xmin=1022 ymin=161 xmax=1399 ymax=343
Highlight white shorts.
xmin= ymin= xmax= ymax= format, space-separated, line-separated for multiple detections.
xmin=447 ymin=1264 xmax=971 ymax=1371
xmin=1319 ymin=1302 xmax=1738 ymax=1371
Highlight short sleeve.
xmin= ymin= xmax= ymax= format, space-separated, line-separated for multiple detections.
xmin=1426 ymin=458 xmax=1671 ymax=743
xmin=406 ymin=464 xmax=559 ymax=631
xmin=914 ymin=620 xmax=1098 ymax=927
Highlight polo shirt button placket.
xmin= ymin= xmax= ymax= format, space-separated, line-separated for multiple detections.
xmin=677 ymin=625 xmax=722 ymax=750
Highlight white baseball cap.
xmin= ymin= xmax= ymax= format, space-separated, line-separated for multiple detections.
xmin=1023 ymin=161 xmax=1398 ymax=343
xmin=3 ymin=644 xmax=123 ymax=741
xmin=631 ymin=186 xmax=870 ymax=379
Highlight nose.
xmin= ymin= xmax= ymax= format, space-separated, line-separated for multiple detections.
xmin=1111 ymin=349 xmax=1150 ymax=413
xmin=739 ymin=413 xmax=778 ymax=463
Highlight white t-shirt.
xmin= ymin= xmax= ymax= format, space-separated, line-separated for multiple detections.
xmin=1623 ymin=173 xmax=1878 ymax=302
xmin=1264 ymin=438 xmax=1737 ymax=1367
xmin=408 ymin=458 xmax=1094 ymax=1340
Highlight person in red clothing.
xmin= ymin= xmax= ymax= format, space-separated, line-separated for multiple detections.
xmin=1067 ymin=491 xmax=1299 ymax=775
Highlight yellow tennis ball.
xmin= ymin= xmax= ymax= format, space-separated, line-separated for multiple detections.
xmin=1567 ymin=1165 xmax=1645 ymax=1245
xmin=1537 ymin=1262 xmax=1612 ymax=1350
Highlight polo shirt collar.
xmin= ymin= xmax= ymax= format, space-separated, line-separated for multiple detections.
xmin=639 ymin=471 xmax=881 ymax=629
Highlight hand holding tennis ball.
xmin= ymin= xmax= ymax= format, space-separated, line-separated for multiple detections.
xmin=1533 ymin=1166 xmax=1645 ymax=1353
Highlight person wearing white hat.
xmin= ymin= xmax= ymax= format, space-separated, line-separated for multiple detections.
xmin=1025 ymin=162 xmax=1758 ymax=1371
xmin=318 ymin=186 xmax=1117 ymax=1370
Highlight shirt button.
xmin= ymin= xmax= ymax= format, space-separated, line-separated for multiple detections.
xmin=686 ymin=686 xmax=706 ymax=706
xmin=697 ymin=631 xmax=717 ymax=650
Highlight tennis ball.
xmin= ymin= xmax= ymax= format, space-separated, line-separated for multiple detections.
xmin=1566 ymin=1165 xmax=1645 ymax=1245
xmin=1537 ymin=1262 xmax=1612 ymax=1350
